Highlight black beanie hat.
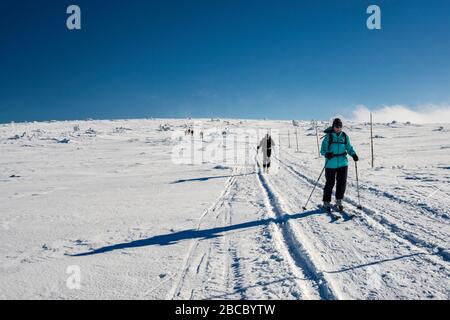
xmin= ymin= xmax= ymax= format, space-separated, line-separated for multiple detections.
xmin=333 ymin=118 xmax=343 ymax=127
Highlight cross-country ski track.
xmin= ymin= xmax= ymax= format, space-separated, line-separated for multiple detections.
xmin=166 ymin=152 xmax=449 ymax=300
xmin=164 ymin=142 xmax=449 ymax=300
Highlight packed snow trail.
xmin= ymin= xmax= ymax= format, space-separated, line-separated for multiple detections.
xmin=165 ymin=141 xmax=322 ymax=299
xmin=255 ymin=158 xmax=337 ymax=299
xmin=166 ymin=166 xmax=322 ymax=300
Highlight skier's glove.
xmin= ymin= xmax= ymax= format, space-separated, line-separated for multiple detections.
xmin=325 ymin=152 xmax=333 ymax=160
xmin=352 ymin=154 xmax=359 ymax=162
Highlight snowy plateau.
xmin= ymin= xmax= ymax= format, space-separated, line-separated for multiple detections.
xmin=0 ymin=118 xmax=449 ymax=300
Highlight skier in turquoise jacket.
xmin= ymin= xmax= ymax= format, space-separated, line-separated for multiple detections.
xmin=320 ymin=118 xmax=358 ymax=211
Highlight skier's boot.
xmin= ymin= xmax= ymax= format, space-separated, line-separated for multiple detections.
xmin=323 ymin=201 xmax=331 ymax=212
xmin=335 ymin=199 xmax=344 ymax=212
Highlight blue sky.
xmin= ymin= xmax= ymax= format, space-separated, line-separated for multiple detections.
xmin=1 ymin=0 xmax=450 ymax=123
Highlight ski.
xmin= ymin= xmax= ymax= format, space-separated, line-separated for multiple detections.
xmin=318 ymin=204 xmax=341 ymax=221
xmin=331 ymin=204 xmax=355 ymax=221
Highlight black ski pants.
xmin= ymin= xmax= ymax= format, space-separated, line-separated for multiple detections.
xmin=323 ymin=166 xmax=348 ymax=202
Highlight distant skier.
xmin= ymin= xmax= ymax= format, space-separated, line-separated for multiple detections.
xmin=321 ymin=118 xmax=358 ymax=211
xmin=257 ymin=133 xmax=275 ymax=173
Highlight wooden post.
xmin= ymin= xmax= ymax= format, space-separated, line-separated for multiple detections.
xmin=191 ymin=134 xmax=195 ymax=165
xmin=278 ymin=133 xmax=281 ymax=170
xmin=257 ymin=130 xmax=260 ymax=149
xmin=234 ymin=133 xmax=237 ymax=165
xmin=245 ymin=135 xmax=249 ymax=166
xmin=201 ymin=137 xmax=204 ymax=164
xmin=223 ymin=134 xmax=227 ymax=164
xmin=370 ymin=113 xmax=374 ymax=168
xmin=288 ymin=130 xmax=291 ymax=149
xmin=295 ymin=128 xmax=299 ymax=152
xmin=315 ymin=122 xmax=320 ymax=157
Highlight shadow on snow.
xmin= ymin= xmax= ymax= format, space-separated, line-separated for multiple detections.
xmin=69 ymin=209 xmax=322 ymax=257
xmin=170 ymin=172 xmax=256 ymax=184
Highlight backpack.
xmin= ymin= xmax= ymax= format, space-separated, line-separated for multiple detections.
xmin=321 ymin=130 xmax=347 ymax=152
xmin=328 ymin=131 xmax=347 ymax=150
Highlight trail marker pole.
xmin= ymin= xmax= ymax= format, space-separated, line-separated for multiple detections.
xmin=288 ymin=130 xmax=291 ymax=149
xmin=191 ymin=134 xmax=195 ymax=165
xmin=315 ymin=122 xmax=320 ymax=157
xmin=223 ymin=134 xmax=227 ymax=164
xmin=234 ymin=134 xmax=237 ymax=165
xmin=245 ymin=135 xmax=249 ymax=166
xmin=355 ymin=161 xmax=363 ymax=209
xmin=370 ymin=113 xmax=374 ymax=168
xmin=201 ymin=138 xmax=204 ymax=164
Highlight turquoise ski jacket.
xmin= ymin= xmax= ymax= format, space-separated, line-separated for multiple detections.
xmin=320 ymin=127 xmax=357 ymax=169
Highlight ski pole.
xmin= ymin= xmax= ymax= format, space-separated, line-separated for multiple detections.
xmin=302 ymin=164 xmax=326 ymax=210
xmin=355 ymin=161 xmax=362 ymax=209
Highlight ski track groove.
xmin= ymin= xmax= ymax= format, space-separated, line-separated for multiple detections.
xmin=167 ymin=168 xmax=239 ymax=299
xmin=177 ymin=177 xmax=236 ymax=299
xmin=275 ymin=155 xmax=450 ymax=265
xmin=198 ymin=168 xmax=248 ymax=300
xmin=203 ymin=191 xmax=242 ymax=300
xmin=170 ymin=162 xmax=307 ymax=300
xmin=255 ymin=158 xmax=339 ymax=300
xmin=362 ymin=183 xmax=450 ymax=222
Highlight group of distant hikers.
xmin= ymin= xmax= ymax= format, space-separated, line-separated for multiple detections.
xmin=257 ymin=118 xmax=359 ymax=211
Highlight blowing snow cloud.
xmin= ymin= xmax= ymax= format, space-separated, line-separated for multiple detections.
xmin=352 ymin=105 xmax=450 ymax=124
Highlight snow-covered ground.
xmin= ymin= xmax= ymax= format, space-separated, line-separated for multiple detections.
xmin=0 ymin=118 xmax=449 ymax=299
